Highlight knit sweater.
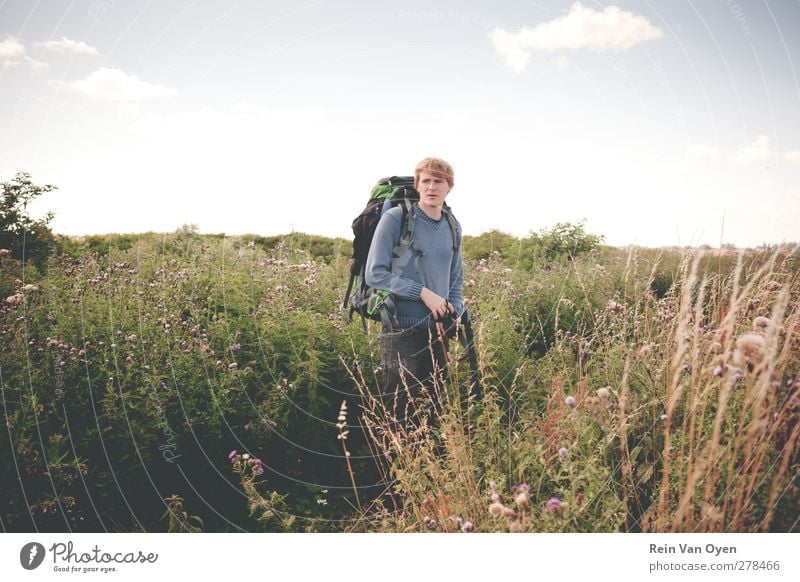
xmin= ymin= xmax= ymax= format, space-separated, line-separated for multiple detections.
xmin=364 ymin=202 xmax=464 ymax=329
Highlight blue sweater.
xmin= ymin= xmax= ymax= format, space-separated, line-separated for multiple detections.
xmin=364 ymin=202 xmax=464 ymax=329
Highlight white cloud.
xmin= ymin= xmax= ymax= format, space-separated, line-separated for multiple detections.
xmin=36 ymin=37 xmax=100 ymax=56
xmin=783 ymin=150 xmax=800 ymax=163
xmin=68 ymin=67 xmax=176 ymax=101
xmin=0 ymin=36 xmax=47 ymax=70
xmin=489 ymin=2 xmax=663 ymax=72
xmin=686 ymin=144 xmax=719 ymax=160
xmin=0 ymin=36 xmax=25 ymax=60
xmin=728 ymin=134 xmax=770 ymax=164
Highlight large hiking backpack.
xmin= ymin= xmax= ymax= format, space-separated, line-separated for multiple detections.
xmin=343 ymin=176 xmax=458 ymax=331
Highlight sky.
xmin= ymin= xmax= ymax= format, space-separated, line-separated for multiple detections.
xmin=1 ymin=0 xmax=798 ymax=248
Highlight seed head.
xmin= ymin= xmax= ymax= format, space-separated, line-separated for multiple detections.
xmin=515 ymin=492 xmax=530 ymax=510
xmin=753 ymin=316 xmax=772 ymax=333
xmin=733 ymin=333 xmax=765 ymax=368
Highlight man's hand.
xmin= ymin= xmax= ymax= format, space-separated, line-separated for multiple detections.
xmin=420 ymin=287 xmax=455 ymax=320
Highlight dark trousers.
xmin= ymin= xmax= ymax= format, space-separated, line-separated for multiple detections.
xmin=379 ymin=324 xmax=448 ymax=428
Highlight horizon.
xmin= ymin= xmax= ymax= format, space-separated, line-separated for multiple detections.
xmin=43 ymin=224 xmax=799 ymax=252
xmin=2 ymin=1 xmax=798 ymax=248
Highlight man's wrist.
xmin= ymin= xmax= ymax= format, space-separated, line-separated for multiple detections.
xmin=410 ymin=282 xmax=424 ymax=300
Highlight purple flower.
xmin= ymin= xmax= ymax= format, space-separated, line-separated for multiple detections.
xmin=228 ymin=450 xmax=237 ymax=462
xmin=231 ymin=343 xmax=241 ymax=352
xmin=519 ymin=483 xmax=530 ymax=492
xmin=547 ymin=497 xmax=562 ymax=512
xmin=565 ymin=395 xmax=577 ymax=407
xmin=558 ymin=447 xmax=568 ymax=458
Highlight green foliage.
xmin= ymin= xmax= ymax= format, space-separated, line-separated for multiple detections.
xmin=0 ymin=172 xmax=56 ymax=265
xmin=536 ymin=220 xmax=604 ymax=261
xmin=463 ymin=221 xmax=605 ymax=272
xmin=1 ymin=226 xmax=797 ymax=533
xmin=0 ymin=172 xmax=56 ymax=295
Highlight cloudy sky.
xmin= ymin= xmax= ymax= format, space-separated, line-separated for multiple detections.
xmin=1 ymin=0 xmax=798 ymax=247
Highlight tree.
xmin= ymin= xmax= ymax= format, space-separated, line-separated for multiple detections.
xmin=537 ymin=220 xmax=604 ymax=261
xmin=0 ymin=172 xmax=56 ymax=268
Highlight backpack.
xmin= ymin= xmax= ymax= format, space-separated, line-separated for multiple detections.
xmin=343 ymin=176 xmax=459 ymax=331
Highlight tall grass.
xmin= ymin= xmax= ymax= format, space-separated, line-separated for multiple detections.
xmin=1 ymin=232 xmax=797 ymax=532
xmin=349 ymin=247 xmax=799 ymax=532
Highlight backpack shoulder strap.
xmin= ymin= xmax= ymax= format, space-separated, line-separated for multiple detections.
xmin=442 ymin=205 xmax=460 ymax=252
xmin=391 ymin=197 xmax=415 ymax=259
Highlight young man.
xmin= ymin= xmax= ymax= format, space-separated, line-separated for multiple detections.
xmin=364 ymin=157 xmax=464 ymax=426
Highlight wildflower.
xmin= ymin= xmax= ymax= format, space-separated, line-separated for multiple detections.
xmin=753 ymin=316 xmax=772 ymax=333
xmin=460 ymin=521 xmax=474 ymax=533
xmin=660 ymin=414 xmax=668 ymax=423
xmin=501 ymin=507 xmax=517 ymax=518
xmin=576 ymin=492 xmax=584 ymax=505
xmin=713 ymin=366 xmax=723 ymax=377
xmin=488 ymin=502 xmax=505 ymax=517
xmin=228 ymin=450 xmax=237 ymax=462
xmin=509 ymin=521 xmax=525 ymax=533
xmin=231 ymin=343 xmax=241 ymax=352
xmin=242 ymin=453 xmax=250 ymax=460
xmin=546 ymin=497 xmax=563 ymax=512
xmin=515 ymin=492 xmax=530 ymax=510
xmin=423 ymin=516 xmax=437 ymax=530
xmin=558 ymin=447 xmax=568 ymax=458
xmin=596 ymin=387 xmax=611 ymax=400
xmin=0 ymin=248 xmax=11 ymax=257
xmin=519 ymin=483 xmax=530 ymax=492
xmin=565 ymin=395 xmax=577 ymax=408
xmin=733 ymin=333 xmax=765 ymax=368
xmin=5 ymin=293 xmax=24 ymax=305
xmin=228 ymin=362 xmax=238 ymax=370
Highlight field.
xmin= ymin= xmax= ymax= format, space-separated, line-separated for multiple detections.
xmin=1 ymin=228 xmax=798 ymax=532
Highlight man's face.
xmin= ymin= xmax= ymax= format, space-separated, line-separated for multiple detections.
xmin=416 ymin=170 xmax=451 ymax=212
